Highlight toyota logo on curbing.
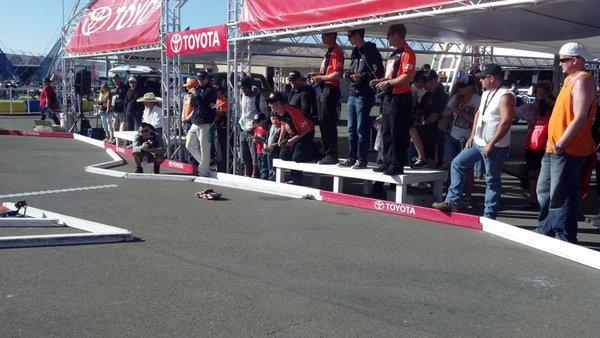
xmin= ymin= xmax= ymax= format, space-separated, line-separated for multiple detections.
xmin=374 ymin=200 xmax=385 ymax=211
xmin=170 ymin=33 xmax=183 ymax=54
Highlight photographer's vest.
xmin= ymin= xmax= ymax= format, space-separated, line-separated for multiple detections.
xmin=384 ymin=43 xmax=416 ymax=95
xmin=547 ymin=72 xmax=596 ymax=156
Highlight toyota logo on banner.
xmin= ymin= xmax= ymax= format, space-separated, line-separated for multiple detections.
xmin=170 ymin=33 xmax=183 ymax=54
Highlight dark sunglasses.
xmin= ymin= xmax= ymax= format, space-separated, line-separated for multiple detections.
xmin=559 ymin=57 xmax=576 ymax=63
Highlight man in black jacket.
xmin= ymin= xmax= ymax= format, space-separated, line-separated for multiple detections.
xmin=111 ymin=74 xmax=129 ymax=131
xmin=185 ymin=71 xmax=217 ymax=176
xmin=340 ymin=28 xmax=384 ymax=169
xmin=287 ymin=70 xmax=318 ymax=123
xmin=124 ymin=76 xmax=144 ymax=131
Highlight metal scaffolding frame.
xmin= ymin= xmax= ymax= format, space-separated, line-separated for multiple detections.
xmin=61 ymin=0 xmax=186 ymax=159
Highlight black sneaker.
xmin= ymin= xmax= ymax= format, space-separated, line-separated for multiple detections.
xmin=153 ymin=164 xmax=160 ymax=174
xmin=410 ymin=158 xmax=428 ymax=169
xmin=373 ymin=165 xmax=388 ymax=173
xmin=432 ymin=201 xmax=457 ymax=212
xmin=351 ymin=160 xmax=367 ymax=169
xmin=318 ymin=156 xmax=339 ymax=165
xmin=383 ymin=167 xmax=404 ymax=176
xmin=134 ymin=167 xmax=143 ymax=173
xmin=338 ymin=159 xmax=356 ymax=167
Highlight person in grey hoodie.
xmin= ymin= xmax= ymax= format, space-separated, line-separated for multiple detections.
xmin=339 ymin=28 xmax=385 ymax=169
xmin=238 ymin=76 xmax=269 ymax=177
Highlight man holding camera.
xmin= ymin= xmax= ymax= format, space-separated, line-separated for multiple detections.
xmin=308 ymin=32 xmax=344 ymax=165
xmin=370 ymin=24 xmax=416 ymax=175
xmin=340 ymin=28 xmax=384 ymax=169
xmin=132 ymin=122 xmax=165 ymax=174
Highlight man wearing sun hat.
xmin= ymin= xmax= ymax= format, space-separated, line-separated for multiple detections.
xmin=137 ymin=92 xmax=163 ymax=136
xmin=535 ymin=42 xmax=597 ymax=243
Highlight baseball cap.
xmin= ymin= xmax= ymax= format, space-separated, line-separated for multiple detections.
xmin=474 ymin=64 xmax=503 ymax=78
xmin=197 ymin=70 xmax=208 ymax=80
xmin=288 ymin=70 xmax=302 ymax=81
xmin=128 ymin=76 xmax=137 ymax=83
xmin=182 ymin=77 xmax=199 ymax=88
xmin=266 ymin=92 xmax=286 ymax=104
xmin=239 ymin=76 xmax=252 ymax=88
xmin=559 ymin=42 xmax=595 ymax=60
xmin=252 ymin=113 xmax=267 ymax=124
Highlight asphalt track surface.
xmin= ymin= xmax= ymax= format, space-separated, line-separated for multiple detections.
xmin=2 ymin=134 xmax=600 ymax=336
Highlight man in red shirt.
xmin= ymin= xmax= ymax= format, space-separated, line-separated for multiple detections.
xmin=308 ymin=32 xmax=344 ymax=165
xmin=39 ymin=77 xmax=60 ymax=125
xmin=371 ymin=24 xmax=417 ymax=175
xmin=267 ymin=92 xmax=317 ymax=184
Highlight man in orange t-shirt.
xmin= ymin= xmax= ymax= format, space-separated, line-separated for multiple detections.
xmin=370 ymin=24 xmax=416 ymax=175
xmin=535 ymin=42 xmax=597 ymax=243
xmin=308 ymin=32 xmax=344 ymax=165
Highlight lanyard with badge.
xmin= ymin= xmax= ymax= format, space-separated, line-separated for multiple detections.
xmin=476 ymin=89 xmax=499 ymax=139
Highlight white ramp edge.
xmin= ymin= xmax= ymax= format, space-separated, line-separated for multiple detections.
xmin=481 ymin=217 xmax=600 ymax=271
xmin=84 ymin=148 xmax=126 ymax=177
xmin=73 ymin=133 xmax=105 ymax=148
xmin=0 ymin=202 xmax=133 ymax=248
xmin=195 ymin=172 xmax=323 ymax=201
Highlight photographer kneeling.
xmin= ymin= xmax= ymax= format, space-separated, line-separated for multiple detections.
xmin=132 ymin=122 xmax=165 ymax=174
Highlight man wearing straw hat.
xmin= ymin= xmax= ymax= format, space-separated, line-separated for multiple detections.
xmin=137 ymin=92 xmax=163 ymax=136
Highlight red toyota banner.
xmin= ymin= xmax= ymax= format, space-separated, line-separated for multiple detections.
xmin=166 ymin=24 xmax=228 ymax=57
xmin=66 ymin=0 xmax=161 ymax=54
xmin=240 ymin=0 xmax=457 ymax=32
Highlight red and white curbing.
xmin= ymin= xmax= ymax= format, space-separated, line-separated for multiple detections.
xmin=0 ymin=129 xmax=73 ymax=139
xmin=320 ymin=191 xmax=482 ymax=230
xmin=5 ymin=129 xmax=600 ymax=270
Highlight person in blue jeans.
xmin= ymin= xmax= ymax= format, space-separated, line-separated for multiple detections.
xmin=338 ymin=28 xmax=384 ymax=169
xmin=432 ymin=64 xmax=515 ymax=219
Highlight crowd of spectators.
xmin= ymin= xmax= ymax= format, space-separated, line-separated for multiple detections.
xmin=89 ymin=30 xmax=597 ymax=244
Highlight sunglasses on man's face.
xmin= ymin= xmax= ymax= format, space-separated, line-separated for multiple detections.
xmin=559 ymin=57 xmax=576 ymax=64
xmin=141 ymin=129 xmax=151 ymax=134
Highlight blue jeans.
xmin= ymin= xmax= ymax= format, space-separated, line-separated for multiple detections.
xmin=347 ymin=94 xmax=374 ymax=162
xmin=445 ymin=144 xmax=509 ymax=219
xmin=127 ymin=113 xmax=142 ymax=131
xmin=536 ymin=152 xmax=586 ymax=243
xmin=40 ymin=107 xmax=60 ymax=125
xmin=444 ymin=134 xmax=463 ymax=165
xmin=257 ymin=153 xmax=269 ymax=180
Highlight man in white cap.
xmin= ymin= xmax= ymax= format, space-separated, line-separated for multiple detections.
xmin=535 ymin=42 xmax=597 ymax=243
xmin=124 ymin=76 xmax=144 ymax=131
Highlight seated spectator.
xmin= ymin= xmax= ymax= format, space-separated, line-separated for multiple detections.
xmin=515 ymin=80 xmax=555 ymax=208
xmin=413 ymin=70 xmax=449 ymax=167
xmin=264 ymin=113 xmax=282 ymax=181
xmin=132 ymin=122 xmax=165 ymax=174
xmin=408 ymin=72 xmax=429 ymax=168
xmin=267 ymin=92 xmax=317 ymax=184
xmin=138 ymin=92 xmax=163 ymax=136
xmin=252 ymin=113 xmax=270 ymax=180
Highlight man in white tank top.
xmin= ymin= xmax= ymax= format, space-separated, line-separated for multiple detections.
xmin=433 ymin=64 xmax=515 ymax=219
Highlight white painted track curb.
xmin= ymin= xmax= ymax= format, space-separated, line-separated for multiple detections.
xmin=481 ymin=217 xmax=600 ymax=270
xmin=1 ymin=202 xmax=133 ymax=248
xmin=195 ymin=172 xmax=323 ymax=201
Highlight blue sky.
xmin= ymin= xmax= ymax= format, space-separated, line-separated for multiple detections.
xmin=0 ymin=0 xmax=227 ymax=55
